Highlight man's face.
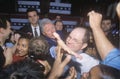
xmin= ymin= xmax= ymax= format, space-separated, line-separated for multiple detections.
xmin=66 ymin=28 xmax=87 ymax=53
xmin=43 ymin=23 xmax=56 ymax=39
xmin=55 ymin=21 xmax=63 ymax=31
xmin=101 ymin=20 xmax=112 ymax=32
xmin=27 ymin=11 xmax=39 ymax=26
xmin=2 ymin=21 xmax=12 ymax=40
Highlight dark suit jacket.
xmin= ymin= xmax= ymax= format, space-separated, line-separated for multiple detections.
xmin=0 ymin=46 xmax=5 ymax=70
xmin=19 ymin=23 xmax=41 ymax=38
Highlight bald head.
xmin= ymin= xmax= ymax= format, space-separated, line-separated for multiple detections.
xmin=82 ymin=64 xmax=120 ymax=79
xmin=66 ymin=27 xmax=90 ymax=52
xmin=72 ymin=27 xmax=90 ymax=43
xmin=116 ymin=2 xmax=120 ymax=19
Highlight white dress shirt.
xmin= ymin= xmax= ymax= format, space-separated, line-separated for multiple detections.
xmin=31 ymin=25 xmax=40 ymax=37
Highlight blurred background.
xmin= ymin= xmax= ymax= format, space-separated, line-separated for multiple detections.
xmin=0 ymin=0 xmax=119 ymax=31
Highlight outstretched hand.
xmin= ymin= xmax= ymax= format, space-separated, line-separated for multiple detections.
xmin=53 ymin=32 xmax=82 ymax=59
xmin=48 ymin=45 xmax=71 ymax=79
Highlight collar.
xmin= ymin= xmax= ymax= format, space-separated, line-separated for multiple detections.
xmin=31 ymin=24 xmax=39 ymax=29
xmin=71 ymin=50 xmax=83 ymax=60
xmin=77 ymin=50 xmax=83 ymax=54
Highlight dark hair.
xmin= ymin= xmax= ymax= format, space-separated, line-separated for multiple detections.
xmin=99 ymin=64 xmax=120 ymax=79
xmin=89 ymin=64 xmax=120 ymax=79
xmin=54 ymin=20 xmax=63 ymax=25
xmin=0 ymin=17 xmax=10 ymax=29
xmin=26 ymin=8 xmax=39 ymax=17
xmin=19 ymin=35 xmax=31 ymax=41
xmin=28 ymin=36 xmax=50 ymax=61
xmin=0 ymin=59 xmax=45 ymax=79
xmin=102 ymin=16 xmax=113 ymax=23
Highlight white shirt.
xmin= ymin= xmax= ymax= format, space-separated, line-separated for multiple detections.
xmin=50 ymin=47 xmax=99 ymax=75
xmin=76 ymin=53 xmax=100 ymax=74
xmin=31 ymin=25 xmax=40 ymax=37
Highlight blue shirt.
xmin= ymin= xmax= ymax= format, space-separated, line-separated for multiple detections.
xmin=44 ymin=31 xmax=64 ymax=48
xmin=102 ymin=48 xmax=120 ymax=70
xmin=50 ymin=46 xmax=84 ymax=79
xmin=5 ymin=42 xmax=14 ymax=48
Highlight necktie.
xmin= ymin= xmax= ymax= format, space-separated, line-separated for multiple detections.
xmin=34 ymin=28 xmax=38 ymax=37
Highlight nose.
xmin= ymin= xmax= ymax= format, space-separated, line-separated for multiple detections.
xmin=17 ymin=45 xmax=22 ymax=51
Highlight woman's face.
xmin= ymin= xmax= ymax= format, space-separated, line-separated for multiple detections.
xmin=16 ymin=38 xmax=29 ymax=56
xmin=55 ymin=21 xmax=63 ymax=31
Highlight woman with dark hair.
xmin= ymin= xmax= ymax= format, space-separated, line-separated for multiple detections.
xmin=12 ymin=35 xmax=30 ymax=63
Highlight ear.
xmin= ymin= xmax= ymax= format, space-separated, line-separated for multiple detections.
xmin=81 ymin=43 xmax=88 ymax=50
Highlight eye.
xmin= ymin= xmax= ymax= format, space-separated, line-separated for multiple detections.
xmin=22 ymin=44 xmax=26 ymax=47
xmin=68 ymin=36 xmax=71 ymax=39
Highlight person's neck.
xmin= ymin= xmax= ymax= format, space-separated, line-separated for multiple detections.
xmin=77 ymin=50 xmax=83 ymax=54
xmin=31 ymin=23 xmax=38 ymax=27
xmin=0 ymin=38 xmax=5 ymax=46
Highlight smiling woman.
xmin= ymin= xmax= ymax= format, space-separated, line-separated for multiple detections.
xmin=12 ymin=36 xmax=30 ymax=63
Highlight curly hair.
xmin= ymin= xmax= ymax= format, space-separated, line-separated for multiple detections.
xmin=28 ymin=36 xmax=50 ymax=60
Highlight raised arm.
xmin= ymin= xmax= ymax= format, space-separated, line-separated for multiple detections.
xmin=53 ymin=32 xmax=82 ymax=59
xmin=88 ymin=11 xmax=115 ymax=60
xmin=48 ymin=45 xmax=71 ymax=79
xmin=4 ymin=33 xmax=20 ymax=66
xmin=116 ymin=2 xmax=120 ymax=18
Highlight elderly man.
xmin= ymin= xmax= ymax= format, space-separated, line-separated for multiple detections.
xmin=40 ymin=18 xmax=63 ymax=47
xmin=50 ymin=26 xmax=99 ymax=79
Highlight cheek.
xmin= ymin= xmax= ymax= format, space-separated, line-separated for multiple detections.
xmin=16 ymin=46 xmax=19 ymax=50
xmin=71 ymin=45 xmax=82 ymax=52
xmin=28 ymin=18 xmax=32 ymax=21
xmin=20 ymin=48 xmax=28 ymax=55
xmin=51 ymin=28 xmax=56 ymax=33
xmin=46 ymin=32 xmax=52 ymax=37
xmin=56 ymin=26 xmax=59 ymax=29
xmin=23 ymin=47 xmax=28 ymax=52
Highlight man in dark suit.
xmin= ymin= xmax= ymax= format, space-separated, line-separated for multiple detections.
xmin=19 ymin=8 xmax=41 ymax=38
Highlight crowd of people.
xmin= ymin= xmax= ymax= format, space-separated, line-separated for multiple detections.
xmin=0 ymin=1 xmax=120 ymax=79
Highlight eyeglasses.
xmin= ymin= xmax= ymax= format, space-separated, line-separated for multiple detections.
xmin=67 ymin=36 xmax=83 ymax=45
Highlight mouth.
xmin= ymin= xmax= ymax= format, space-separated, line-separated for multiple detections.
xmin=16 ymin=50 xmax=23 ymax=54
